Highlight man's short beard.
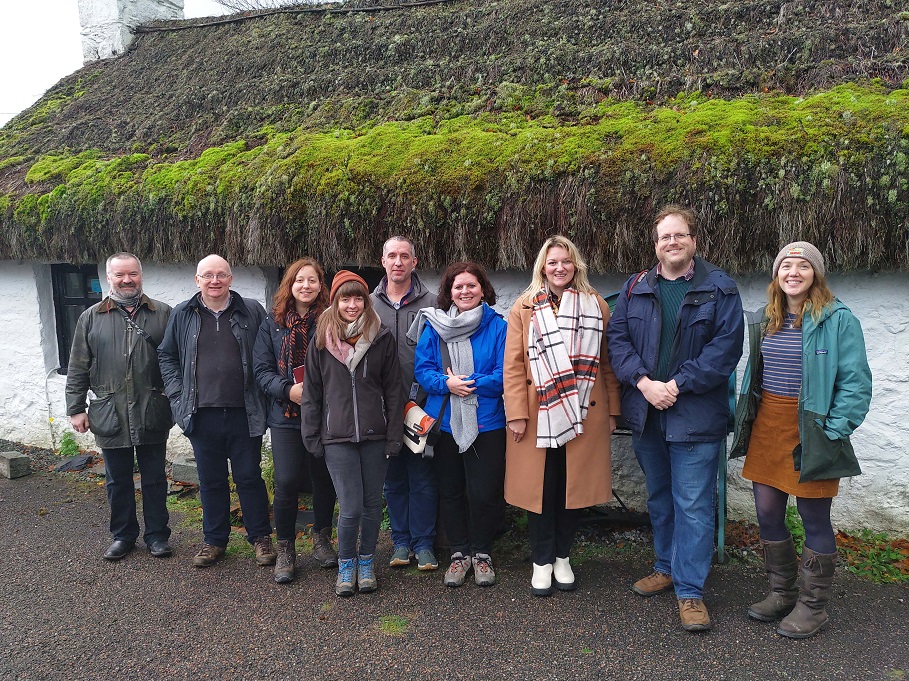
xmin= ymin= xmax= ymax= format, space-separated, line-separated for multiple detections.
xmin=110 ymin=286 xmax=142 ymax=306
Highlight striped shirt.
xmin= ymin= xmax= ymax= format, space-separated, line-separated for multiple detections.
xmin=761 ymin=313 xmax=802 ymax=397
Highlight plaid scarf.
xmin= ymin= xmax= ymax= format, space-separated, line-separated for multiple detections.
xmin=527 ymin=287 xmax=603 ymax=448
xmin=277 ymin=309 xmax=316 ymax=418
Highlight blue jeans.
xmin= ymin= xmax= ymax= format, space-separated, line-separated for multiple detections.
xmin=324 ymin=440 xmax=389 ymax=560
xmin=383 ymin=449 xmax=438 ymax=552
xmin=187 ymin=408 xmax=271 ymax=547
xmin=632 ymin=409 xmax=720 ymax=599
xmin=103 ymin=443 xmax=170 ymax=544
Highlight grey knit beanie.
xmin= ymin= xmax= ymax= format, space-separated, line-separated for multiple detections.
xmin=772 ymin=241 xmax=825 ymax=278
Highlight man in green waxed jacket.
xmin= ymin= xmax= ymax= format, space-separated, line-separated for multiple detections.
xmin=66 ymin=252 xmax=174 ymax=562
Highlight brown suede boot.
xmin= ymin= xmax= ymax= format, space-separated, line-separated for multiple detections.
xmin=274 ymin=540 xmax=296 ymax=584
xmin=312 ymin=527 xmax=338 ymax=568
xmin=776 ymin=546 xmax=837 ymax=639
xmin=748 ymin=536 xmax=799 ymax=622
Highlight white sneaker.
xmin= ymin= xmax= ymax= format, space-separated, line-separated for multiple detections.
xmin=553 ymin=556 xmax=576 ymax=591
xmin=531 ymin=563 xmax=553 ymax=597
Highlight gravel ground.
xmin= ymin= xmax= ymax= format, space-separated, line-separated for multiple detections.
xmin=1 ymin=455 xmax=907 ymax=680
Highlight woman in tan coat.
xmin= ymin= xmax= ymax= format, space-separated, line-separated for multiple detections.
xmin=504 ymin=235 xmax=622 ymax=596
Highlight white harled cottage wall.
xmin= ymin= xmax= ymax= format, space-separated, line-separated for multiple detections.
xmin=78 ymin=0 xmax=184 ymax=62
xmin=0 ymin=259 xmax=905 ymax=532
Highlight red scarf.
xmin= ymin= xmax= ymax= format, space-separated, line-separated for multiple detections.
xmin=277 ymin=309 xmax=315 ymax=419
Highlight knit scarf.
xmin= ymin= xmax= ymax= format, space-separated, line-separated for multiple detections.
xmin=109 ymin=287 xmax=143 ymax=308
xmin=277 ymin=308 xmax=316 ymax=418
xmin=326 ymin=310 xmax=380 ymax=371
xmin=408 ymin=304 xmax=485 ymax=452
xmin=527 ymin=287 xmax=602 ymax=448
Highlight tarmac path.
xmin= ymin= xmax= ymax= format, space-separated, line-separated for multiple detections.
xmin=1 ymin=472 xmax=906 ymax=680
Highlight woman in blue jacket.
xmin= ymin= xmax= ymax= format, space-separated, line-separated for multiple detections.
xmin=732 ymin=242 xmax=872 ymax=639
xmin=410 ymin=262 xmax=507 ymax=588
xmin=254 ymin=258 xmax=338 ymax=583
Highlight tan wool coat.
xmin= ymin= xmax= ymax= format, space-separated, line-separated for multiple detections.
xmin=503 ymin=293 xmax=622 ymax=514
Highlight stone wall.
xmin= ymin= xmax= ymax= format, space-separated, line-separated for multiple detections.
xmin=78 ymin=0 xmax=183 ymax=62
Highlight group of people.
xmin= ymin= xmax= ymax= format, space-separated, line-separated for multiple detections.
xmin=64 ymin=204 xmax=872 ymax=638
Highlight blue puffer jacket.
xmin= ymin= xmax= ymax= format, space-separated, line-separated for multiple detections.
xmin=606 ymin=257 xmax=744 ymax=442
xmin=414 ymin=303 xmax=507 ymax=434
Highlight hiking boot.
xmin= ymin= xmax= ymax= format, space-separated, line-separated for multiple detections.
xmin=311 ymin=527 xmax=338 ymax=568
xmin=389 ymin=546 xmax=413 ymax=567
xmin=473 ymin=553 xmax=496 ymax=587
xmin=777 ymin=547 xmax=837 ymax=639
xmin=678 ymin=598 xmax=712 ymax=632
xmin=748 ymin=536 xmax=799 ymax=622
xmin=357 ymin=554 xmax=377 ymax=593
xmin=416 ymin=549 xmax=438 ymax=571
xmin=553 ymin=556 xmax=575 ymax=591
xmin=336 ymin=558 xmax=357 ymax=597
xmin=254 ymin=536 xmax=277 ymax=566
xmin=632 ymin=571 xmax=673 ymax=597
xmin=443 ymin=553 xmax=472 ymax=587
xmin=274 ymin=540 xmax=296 ymax=584
xmin=192 ymin=544 xmax=225 ymax=568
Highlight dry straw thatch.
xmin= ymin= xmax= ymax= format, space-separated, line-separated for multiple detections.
xmin=0 ymin=0 xmax=907 ymax=272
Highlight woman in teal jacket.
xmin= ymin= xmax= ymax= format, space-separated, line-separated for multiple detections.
xmin=732 ymin=242 xmax=871 ymax=640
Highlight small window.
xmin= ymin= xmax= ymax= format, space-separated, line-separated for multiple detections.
xmin=52 ymin=264 xmax=102 ymax=371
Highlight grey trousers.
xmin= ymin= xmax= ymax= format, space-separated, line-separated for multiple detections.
xmin=324 ymin=440 xmax=389 ymax=560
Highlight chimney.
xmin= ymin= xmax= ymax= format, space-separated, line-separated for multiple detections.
xmin=77 ymin=0 xmax=185 ymax=63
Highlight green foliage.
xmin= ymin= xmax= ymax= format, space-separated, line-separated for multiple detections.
xmin=57 ymin=431 xmax=81 ymax=459
xmin=260 ymin=444 xmax=275 ymax=502
xmin=377 ymin=615 xmax=409 ymax=636
xmin=785 ymin=504 xmax=806 ymax=553
xmin=837 ymin=529 xmax=909 ymax=584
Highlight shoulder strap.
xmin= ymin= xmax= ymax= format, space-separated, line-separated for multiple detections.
xmin=429 ymin=337 xmax=453 ymax=437
xmin=114 ymin=305 xmax=157 ymax=347
xmin=627 ymin=270 xmax=648 ymax=299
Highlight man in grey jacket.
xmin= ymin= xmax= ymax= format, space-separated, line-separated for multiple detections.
xmin=371 ymin=236 xmax=440 ymax=571
xmin=158 ymin=254 xmax=275 ymax=569
xmin=66 ymin=252 xmax=174 ymax=561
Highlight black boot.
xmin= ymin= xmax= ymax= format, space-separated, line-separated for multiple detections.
xmin=748 ymin=536 xmax=799 ymax=622
xmin=776 ymin=546 xmax=837 ymax=639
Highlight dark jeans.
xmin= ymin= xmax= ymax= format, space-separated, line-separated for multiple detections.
xmin=324 ymin=440 xmax=388 ymax=560
xmin=103 ymin=443 xmax=170 ymax=544
xmin=527 ymin=445 xmax=581 ymax=565
xmin=384 ymin=448 xmax=438 ymax=552
xmin=433 ymin=429 xmax=506 ymax=556
xmin=270 ymin=426 xmax=337 ymax=541
xmin=187 ymin=408 xmax=271 ymax=547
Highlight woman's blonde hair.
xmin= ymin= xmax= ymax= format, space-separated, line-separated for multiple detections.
xmin=521 ymin=235 xmax=596 ymax=298
xmin=764 ymin=268 xmax=835 ymax=335
xmin=315 ymin=280 xmax=379 ymax=349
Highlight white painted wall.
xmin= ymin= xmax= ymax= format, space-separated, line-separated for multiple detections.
xmin=78 ymin=0 xmax=184 ymax=62
xmin=1 ymin=258 xmax=905 ymax=532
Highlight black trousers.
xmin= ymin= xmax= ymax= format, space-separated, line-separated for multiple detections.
xmin=433 ymin=428 xmax=506 ymax=556
xmin=526 ymin=445 xmax=581 ymax=565
xmin=103 ymin=442 xmax=170 ymax=544
xmin=271 ymin=426 xmax=337 ymax=540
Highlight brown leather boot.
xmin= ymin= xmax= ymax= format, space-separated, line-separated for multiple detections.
xmin=777 ymin=547 xmax=837 ymax=639
xmin=274 ymin=540 xmax=296 ymax=584
xmin=312 ymin=527 xmax=338 ymax=568
xmin=748 ymin=536 xmax=799 ymax=622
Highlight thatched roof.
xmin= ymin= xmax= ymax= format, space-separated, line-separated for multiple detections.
xmin=0 ymin=0 xmax=907 ymax=272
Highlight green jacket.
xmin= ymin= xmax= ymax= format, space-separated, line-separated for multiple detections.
xmin=65 ymin=296 xmax=174 ymax=449
xmin=731 ymin=299 xmax=872 ymax=482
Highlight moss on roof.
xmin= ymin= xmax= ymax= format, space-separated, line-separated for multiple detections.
xmin=0 ymin=0 xmax=907 ymax=271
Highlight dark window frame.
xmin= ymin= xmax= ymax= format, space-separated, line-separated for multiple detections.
xmin=51 ymin=264 xmax=103 ymax=371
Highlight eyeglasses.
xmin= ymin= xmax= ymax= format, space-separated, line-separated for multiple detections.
xmin=657 ymin=233 xmax=692 ymax=243
xmin=197 ymin=273 xmax=231 ymax=281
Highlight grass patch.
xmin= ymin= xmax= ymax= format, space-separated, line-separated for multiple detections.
xmin=377 ymin=614 xmax=409 ymax=636
xmin=837 ymin=530 xmax=909 ymax=584
xmin=166 ymin=494 xmax=203 ymax=529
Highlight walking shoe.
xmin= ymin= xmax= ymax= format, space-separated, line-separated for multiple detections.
xmin=192 ymin=544 xmax=225 ymax=568
xmin=531 ymin=563 xmax=554 ymax=597
xmin=389 ymin=546 xmax=413 ymax=567
xmin=632 ymin=571 xmax=673 ymax=597
xmin=335 ymin=558 xmax=357 ymax=597
xmin=472 ymin=553 xmax=496 ymax=587
xmin=274 ymin=540 xmax=296 ymax=584
xmin=416 ymin=549 xmax=438 ymax=571
xmin=443 ymin=553 xmax=472 ymax=587
xmin=679 ymin=598 xmax=712 ymax=632
xmin=254 ymin=536 xmax=277 ymax=566
xmin=311 ymin=527 xmax=338 ymax=568
xmin=553 ymin=556 xmax=576 ymax=591
xmin=357 ymin=554 xmax=377 ymax=593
